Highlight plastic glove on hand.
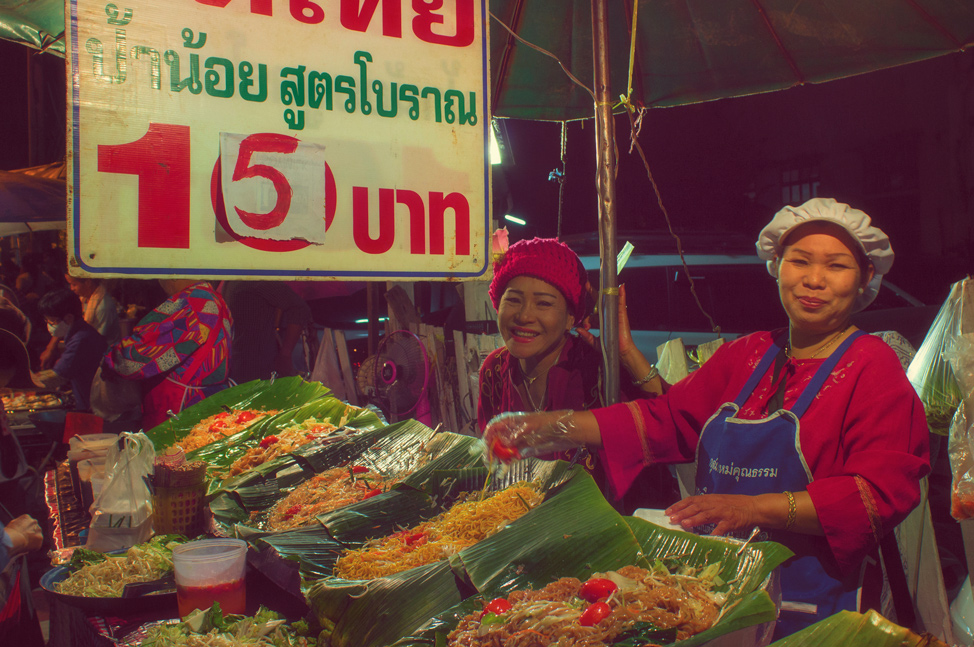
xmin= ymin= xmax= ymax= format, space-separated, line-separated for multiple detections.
xmin=483 ymin=410 xmax=580 ymax=463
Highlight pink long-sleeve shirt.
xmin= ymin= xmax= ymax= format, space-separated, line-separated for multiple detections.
xmin=593 ymin=330 xmax=930 ymax=570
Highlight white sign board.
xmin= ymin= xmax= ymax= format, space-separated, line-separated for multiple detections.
xmin=67 ymin=0 xmax=489 ymax=280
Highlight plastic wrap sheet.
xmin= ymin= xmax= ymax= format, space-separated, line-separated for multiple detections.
xmin=908 ymin=279 xmax=969 ymax=436
xmin=357 ymin=468 xmax=790 ymax=647
xmin=945 ymin=288 xmax=974 ymax=520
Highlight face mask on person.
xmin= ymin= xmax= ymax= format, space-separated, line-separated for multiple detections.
xmin=47 ymin=320 xmax=70 ymax=339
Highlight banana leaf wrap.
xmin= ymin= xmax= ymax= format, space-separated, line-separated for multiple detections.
xmin=141 ymin=375 xmax=369 ymax=452
xmin=313 ymin=466 xmax=791 ymax=647
xmin=208 ymin=421 xmax=427 ymax=534
xmin=221 ymin=426 xmax=491 ymax=597
xmin=769 ymin=609 xmax=947 ymax=646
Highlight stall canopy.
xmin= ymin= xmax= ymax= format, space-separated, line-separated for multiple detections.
xmin=0 ymin=0 xmax=64 ymax=55
xmin=0 ymin=164 xmax=66 ymax=236
xmin=489 ymin=0 xmax=974 ymax=121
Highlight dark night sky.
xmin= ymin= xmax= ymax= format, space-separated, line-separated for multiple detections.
xmin=492 ymin=50 xmax=974 ymax=307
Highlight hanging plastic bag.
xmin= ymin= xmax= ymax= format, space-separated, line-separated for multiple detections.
xmin=85 ymin=432 xmax=156 ymax=552
xmin=939 ymin=279 xmax=974 ymax=519
xmin=907 ymin=279 xmax=970 ymax=436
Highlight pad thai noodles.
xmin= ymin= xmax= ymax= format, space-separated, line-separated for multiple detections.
xmin=55 ymin=535 xmax=186 ymax=597
xmin=263 ymin=465 xmax=398 ymax=531
xmin=228 ymin=419 xmax=341 ymax=476
xmin=172 ymin=409 xmax=276 ymax=453
xmin=333 ymin=484 xmax=543 ymax=580
xmin=447 ymin=564 xmax=726 ymax=646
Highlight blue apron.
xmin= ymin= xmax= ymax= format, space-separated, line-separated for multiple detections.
xmin=695 ymin=330 xmax=865 ymax=639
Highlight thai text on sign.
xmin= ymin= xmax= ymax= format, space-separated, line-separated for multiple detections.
xmin=68 ymin=0 xmax=490 ymax=279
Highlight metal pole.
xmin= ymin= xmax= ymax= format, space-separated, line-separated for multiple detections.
xmin=592 ymin=0 xmax=620 ymax=405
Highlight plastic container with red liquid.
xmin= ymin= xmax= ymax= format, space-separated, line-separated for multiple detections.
xmin=171 ymin=538 xmax=247 ymax=618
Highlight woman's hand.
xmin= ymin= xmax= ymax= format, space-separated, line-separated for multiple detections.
xmin=666 ymin=491 xmax=823 ymax=536
xmin=576 ymin=284 xmax=639 ymax=358
xmin=482 ymin=410 xmax=603 ymax=463
xmin=666 ymin=494 xmax=771 ymax=536
xmin=6 ymin=515 xmax=43 ymax=557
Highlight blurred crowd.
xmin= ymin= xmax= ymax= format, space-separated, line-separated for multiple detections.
xmin=0 ymin=246 xmax=313 ymax=432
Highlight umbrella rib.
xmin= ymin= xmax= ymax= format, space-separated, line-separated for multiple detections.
xmin=489 ymin=10 xmax=595 ymax=103
xmin=904 ymin=0 xmax=964 ymax=49
xmin=749 ymin=0 xmax=806 ymax=85
xmin=489 ymin=0 xmax=524 ymax=116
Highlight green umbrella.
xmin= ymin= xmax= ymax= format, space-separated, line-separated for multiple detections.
xmin=489 ymin=0 xmax=974 ymax=122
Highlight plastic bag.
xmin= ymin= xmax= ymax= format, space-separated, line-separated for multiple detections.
xmin=907 ymin=279 xmax=970 ymax=436
xmin=85 ymin=431 xmax=156 ymax=552
xmin=89 ymin=366 xmax=142 ymax=423
xmin=946 ymin=304 xmax=974 ymax=520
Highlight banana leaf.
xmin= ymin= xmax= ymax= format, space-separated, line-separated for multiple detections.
xmin=142 ymin=376 xmax=338 ymax=449
xmin=307 ymin=468 xmax=624 ymax=647
xmin=207 ymin=423 xmax=421 ymax=533
xmin=347 ymin=469 xmax=791 ymax=647
xmin=769 ymin=609 xmax=948 ymax=646
xmin=220 ymin=424 xmax=483 ymax=533
xmin=193 ymin=396 xmax=381 ymax=497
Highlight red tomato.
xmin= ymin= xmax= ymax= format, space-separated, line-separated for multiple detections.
xmin=578 ymin=578 xmax=618 ymax=602
xmin=405 ymin=531 xmax=426 ymax=546
xmin=579 ymin=601 xmax=611 ymax=626
xmin=236 ymin=411 xmax=258 ymax=424
xmin=351 ymin=466 xmax=370 ymax=474
xmin=479 ymin=597 xmax=512 ymax=619
xmin=259 ymin=435 xmax=279 ymax=448
xmin=491 ymin=438 xmax=519 ymax=462
xmin=283 ymin=505 xmax=302 ymax=520
xmin=362 ymin=488 xmax=382 ymax=499
xmin=208 ymin=421 xmax=227 ymax=432
xmin=215 ymin=411 xmax=231 ymax=420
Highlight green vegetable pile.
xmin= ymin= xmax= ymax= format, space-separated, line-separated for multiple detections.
xmin=56 ymin=534 xmax=188 ymax=597
xmin=141 ymin=603 xmax=325 ymax=647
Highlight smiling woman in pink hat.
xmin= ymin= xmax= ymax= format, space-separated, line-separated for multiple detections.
xmin=483 ymin=200 xmax=929 ymax=638
xmin=479 ymin=237 xmax=676 ymax=508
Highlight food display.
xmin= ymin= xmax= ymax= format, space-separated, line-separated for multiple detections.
xmin=140 ymin=604 xmax=321 ymax=647
xmin=333 ymin=484 xmax=543 ymax=580
xmin=1 ymin=389 xmax=63 ymax=411
xmin=55 ymin=535 xmax=187 ymax=598
xmin=228 ymin=418 xmax=341 ymax=476
xmin=173 ymin=409 xmax=277 ymax=452
xmin=41 ymin=377 xmax=786 ymax=647
xmin=448 ymin=564 xmax=724 ymax=646
xmin=263 ymin=465 xmax=399 ymax=531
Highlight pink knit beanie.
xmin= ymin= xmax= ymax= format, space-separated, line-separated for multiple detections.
xmin=489 ymin=238 xmax=588 ymax=321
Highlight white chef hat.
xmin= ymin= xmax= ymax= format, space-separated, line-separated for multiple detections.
xmin=755 ymin=198 xmax=894 ymax=312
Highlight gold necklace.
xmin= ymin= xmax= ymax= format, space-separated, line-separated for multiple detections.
xmin=787 ymin=325 xmax=852 ymax=359
xmin=522 ymin=380 xmax=548 ymax=412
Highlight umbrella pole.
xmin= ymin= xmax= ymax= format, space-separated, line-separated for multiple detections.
xmin=592 ymin=0 xmax=620 ymax=405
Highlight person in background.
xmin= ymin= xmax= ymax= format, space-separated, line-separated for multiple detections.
xmin=0 ymin=301 xmax=30 ymax=346
xmin=484 ymin=199 xmax=929 ymax=638
xmin=0 ymin=327 xmax=45 ymax=645
xmin=479 ymin=237 xmax=677 ymax=509
xmin=221 ymin=280 xmax=312 ymax=383
xmin=64 ymin=275 xmax=121 ymax=346
xmin=0 ymin=516 xmax=42 ymax=573
xmin=32 ymin=289 xmax=106 ymax=412
xmin=103 ymin=279 xmax=233 ymax=430
xmin=40 ymin=276 xmax=121 ymax=368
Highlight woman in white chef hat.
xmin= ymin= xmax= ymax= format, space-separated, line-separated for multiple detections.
xmin=483 ymin=198 xmax=929 ymax=638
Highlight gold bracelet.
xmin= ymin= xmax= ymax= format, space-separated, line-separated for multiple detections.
xmin=632 ymin=366 xmax=659 ymax=386
xmin=783 ymin=491 xmax=797 ymax=530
